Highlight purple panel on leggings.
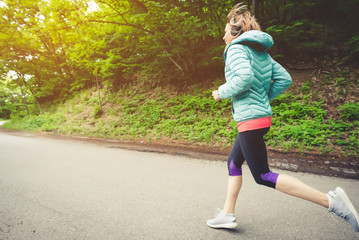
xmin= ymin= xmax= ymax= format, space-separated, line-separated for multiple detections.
xmin=260 ymin=171 xmax=279 ymax=184
xmin=229 ymin=160 xmax=242 ymax=176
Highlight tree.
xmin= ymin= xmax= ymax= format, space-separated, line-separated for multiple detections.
xmin=0 ymin=0 xmax=92 ymax=103
xmin=1 ymin=0 xmax=358 ymax=119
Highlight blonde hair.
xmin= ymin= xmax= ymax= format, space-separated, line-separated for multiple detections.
xmin=227 ymin=2 xmax=261 ymax=36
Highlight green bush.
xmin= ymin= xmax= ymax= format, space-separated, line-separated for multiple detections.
xmin=338 ymin=102 xmax=359 ymax=121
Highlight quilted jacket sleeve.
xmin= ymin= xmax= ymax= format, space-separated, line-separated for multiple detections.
xmin=268 ymin=59 xmax=292 ymax=101
xmin=218 ymin=45 xmax=256 ymax=100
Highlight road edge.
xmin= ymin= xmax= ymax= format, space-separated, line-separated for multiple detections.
xmin=1 ymin=127 xmax=358 ymax=179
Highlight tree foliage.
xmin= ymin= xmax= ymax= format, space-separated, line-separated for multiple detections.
xmin=0 ymin=0 xmax=358 ymax=118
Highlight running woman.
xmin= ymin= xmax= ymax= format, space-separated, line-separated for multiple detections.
xmin=207 ymin=2 xmax=359 ymax=232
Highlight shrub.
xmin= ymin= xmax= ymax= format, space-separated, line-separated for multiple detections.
xmin=338 ymin=102 xmax=359 ymax=121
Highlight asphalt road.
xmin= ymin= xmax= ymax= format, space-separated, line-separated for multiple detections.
xmin=0 ymin=130 xmax=358 ymax=240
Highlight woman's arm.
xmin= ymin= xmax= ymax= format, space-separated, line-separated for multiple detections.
xmin=268 ymin=59 xmax=292 ymax=100
xmin=218 ymin=45 xmax=255 ymax=100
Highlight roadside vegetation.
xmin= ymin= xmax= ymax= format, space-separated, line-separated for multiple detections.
xmin=4 ymin=70 xmax=359 ymax=158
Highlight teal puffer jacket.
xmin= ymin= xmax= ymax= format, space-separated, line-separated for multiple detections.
xmin=218 ymin=30 xmax=292 ymax=122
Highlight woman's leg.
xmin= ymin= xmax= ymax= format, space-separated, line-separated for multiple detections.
xmin=223 ymin=175 xmax=243 ymax=214
xmin=238 ymin=128 xmax=329 ymax=207
xmin=275 ymin=174 xmax=329 ymax=208
xmin=239 ymin=128 xmax=278 ymax=188
xmin=207 ymin=134 xmax=244 ymax=228
xmin=211 ymin=129 xmax=358 ymax=231
xmin=276 ymin=176 xmax=359 ymax=231
xmin=223 ymin=133 xmax=246 ymax=214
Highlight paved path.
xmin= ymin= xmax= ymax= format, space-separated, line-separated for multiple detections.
xmin=0 ymin=131 xmax=358 ymax=239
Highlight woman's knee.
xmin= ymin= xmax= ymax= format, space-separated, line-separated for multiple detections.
xmin=253 ymin=171 xmax=279 ymax=188
xmin=228 ymin=159 xmax=242 ymax=176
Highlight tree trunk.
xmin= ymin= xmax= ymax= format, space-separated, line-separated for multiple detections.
xmin=251 ymin=0 xmax=257 ymax=16
xmin=15 ymin=74 xmax=30 ymax=115
xmin=18 ymin=80 xmax=29 ymax=115
xmin=96 ymin=76 xmax=102 ymax=109
xmin=28 ymin=88 xmax=42 ymax=114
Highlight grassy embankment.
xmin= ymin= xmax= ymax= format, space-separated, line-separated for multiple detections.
xmin=3 ymin=71 xmax=359 ymax=159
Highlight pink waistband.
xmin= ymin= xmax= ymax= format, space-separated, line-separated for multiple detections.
xmin=237 ymin=117 xmax=272 ymax=133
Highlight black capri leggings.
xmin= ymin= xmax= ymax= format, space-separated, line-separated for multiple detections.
xmin=227 ymin=127 xmax=278 ymax=188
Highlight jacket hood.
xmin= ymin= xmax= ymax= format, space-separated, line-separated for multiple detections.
xmin=227 ymin=30 xmax=274 ymax=52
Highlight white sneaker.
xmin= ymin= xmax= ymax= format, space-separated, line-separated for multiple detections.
xmin=207 ymin=209 xmax=238 ymax=229
xmin=327 ymin=187 xmax=359 ymax=232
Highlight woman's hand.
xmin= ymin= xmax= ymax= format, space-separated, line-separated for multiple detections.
xmin=212 ymin=90 xmax=221 ymax=101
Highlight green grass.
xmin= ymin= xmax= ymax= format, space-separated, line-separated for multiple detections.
xmin=3 ymin=84 xmax=359 ymax=157
xmin=266 ymin=93 xmax=359 ymax=156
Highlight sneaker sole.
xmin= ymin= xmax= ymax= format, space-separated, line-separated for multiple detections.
xmin=207 ymin=222 xmax=238 ymax=229
xmin=336 ymin=187 xmax=359 ymax=225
